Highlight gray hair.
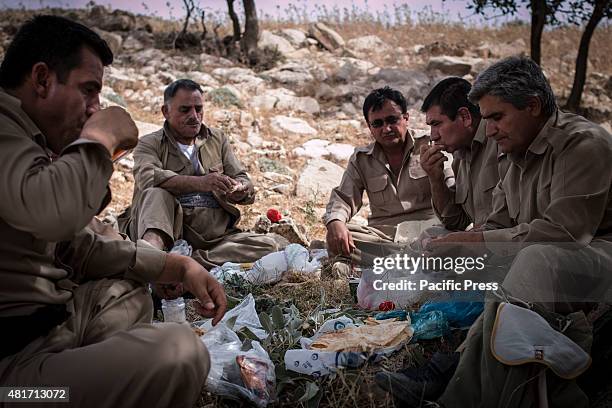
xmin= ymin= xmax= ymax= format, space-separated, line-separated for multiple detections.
xmin=163 ymin=79 xmax=203 ymax=105
xmin=468 ymin=56 xmax=556 ymax=116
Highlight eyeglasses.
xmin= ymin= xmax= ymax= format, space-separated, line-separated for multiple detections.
xmin=369 ymin=115 xmax=403 ymax=129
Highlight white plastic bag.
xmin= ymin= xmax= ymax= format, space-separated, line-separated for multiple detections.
xmin=197 ymin=293 xmax=268 ymax=339
xmin=201 ymin=323 xmax=276 ymax=407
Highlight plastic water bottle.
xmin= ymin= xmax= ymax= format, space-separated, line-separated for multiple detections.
xmin=161 ymin=297 xmax=186 ymax=323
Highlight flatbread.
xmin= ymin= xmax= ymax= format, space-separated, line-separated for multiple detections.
xmin=309 ymin=321 xmax=412 ymax=352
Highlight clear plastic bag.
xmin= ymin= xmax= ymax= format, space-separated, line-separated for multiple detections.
xmin=170 ymin=239 xmax=192 ymax=256
xmin=201 ymin=323 xmax=276 ymax=407
xmin=197 ymin=293 xmax=267 ymax=339
xmin=410 ymin=310 xmax=450 ymax=341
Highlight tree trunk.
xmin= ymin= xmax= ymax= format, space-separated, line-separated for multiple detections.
xmin=564 ymin=0 xmax=608 ymax=112
xmin=530 ymin=0 xmax=546 ymax=65
xmin=241 ymin=0 xmax=259 ymax=65
xmin=226 ymin=0 xmax=241 ymax=42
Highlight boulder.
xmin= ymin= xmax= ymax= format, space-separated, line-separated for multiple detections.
xmin=426 ymin=56 xmax=483 ymax=76
xmin=93 ymin=28 xmax=122 ymax=57
xmin=308 ymin=22 xmax=344 ymax=51
xmin=293 ymin=139 xmax=330 ymax=159
xmin=258 ymin=30 xmax=297 ymax=57
xmin=271 ymin=116 xmax=317 ymax=135
xmin=346 ymin=35 xmax=390 ymax=53
xmin=279 ymin=28 xmax=307 ymax=48
xmin=326 ymin=143 xmax=355 ymax=161
xmin=296 ymin=159 xmax=345 ymax=202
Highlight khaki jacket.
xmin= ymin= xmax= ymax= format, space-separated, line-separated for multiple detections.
xmin=434 ymin=120 xmax=509 ymax=230
xmin=128 ymin=123 xmax=254 ymax=230
xmin=483 ymin=110 xmax=612 ymax=255
xmin=0 ymin=89 xmax=165 ymax=317
xmin=324 ymin=132 xmax=434 ymax=228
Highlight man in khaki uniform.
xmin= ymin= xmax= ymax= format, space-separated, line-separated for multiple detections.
xmin=378 ymin=57 xmax=612 ymax=407
xmin=0 ymin=16 xmax=226 ymax=408
xmin=121 ymin=79 xmax=280 ymax=282
xmin=325 ymin=86 xmax=436 ymax=273
xmin=420 ymin=77 xmax=508 ymax=232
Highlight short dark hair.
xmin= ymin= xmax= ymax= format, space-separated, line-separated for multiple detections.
xmin=421 ymin=77 xmax=480 ymax=120
xmin=0 ymin=15 xmax=113 ymax=89
xmin=362 ymin=86 xmax=407 ymax=123
xmin=469 ymin=56 xmax=556 ymax=116
xmin=163 ymin=79 xmax=203 ymax=105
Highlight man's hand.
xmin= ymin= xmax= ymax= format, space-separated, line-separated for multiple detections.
xmin=81 ymin=106 xmax=139 ymax=157
xmin=198 ymin=172 xmax=238 ymax=195
xmin=420 ymin=144 xmax=447 ymax=182
xmin=159 ymin=254 xmax=227 ymax=325
xmin=227 ymin=182 xmax=249 ymax=202
xmin=326 ymin=220 xmax=355 ymax=256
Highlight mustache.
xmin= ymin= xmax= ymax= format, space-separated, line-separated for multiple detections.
xmin=185 ymin=121 xmax=201 ymax=126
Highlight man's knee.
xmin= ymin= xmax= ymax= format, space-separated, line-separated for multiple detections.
xmin=150 ymin=323 xmax=210 ymax=382
xmin=141 ymin=187 xmax=177 ymax=208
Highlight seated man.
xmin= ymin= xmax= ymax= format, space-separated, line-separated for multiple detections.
xmin=0 ymin=16 xmax=226 ymax=408
xmin=377 ymin=57 xmax=612 ymax=407
xmin=420 ymin=77 xmax=508 ymax=233
xmin=121 ymin=79 xmax=281 ymax=279
xmin=324 ymin=86 xmax=437 ymax=275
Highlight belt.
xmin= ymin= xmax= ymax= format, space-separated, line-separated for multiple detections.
xmin=177 ymin=192 xmax=220 ymax=208
xmin=0 ymin=304 xmax=70 ymax=359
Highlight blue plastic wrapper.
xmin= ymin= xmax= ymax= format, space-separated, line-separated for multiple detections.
xmin=375 ymin=310 xmax=408 ymax=321
xmin=410 ymin=310 xmax=450 ymax=341
xmin=419 ymin=300 xmax=484 ymax=329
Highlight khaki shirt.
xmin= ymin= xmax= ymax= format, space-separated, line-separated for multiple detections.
xmin=0 ymin=89 xmax=165 ymax=317
xmin=434 ymin=120 xmax=509 ymax=230
xmin=483 ymin=110 xmax=612 ymax=255
xmin=324 ymin=132 xmax=434 ymax=227
xmin=130 ymin=123 xmax=254 ymax=236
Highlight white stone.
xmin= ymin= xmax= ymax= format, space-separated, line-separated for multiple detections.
xmin=327 ymin=143 xmax=355 ymax=161
xmin=426 ymin=56 xmax=483 ymax=76
xmin=135 ymin=120 xmax=160 ymax=138
xmin=258 ymin=30 xmax=296 ymax=56
xmin=346 ymin=35 xmax=390 ymax=53
xmin=279 ymin=28 xmax=307 ymax=47
xmin=296 ymin=159 xmax=345 ymax=202
xmin=271 ymin=116 xmax=317 ymax=135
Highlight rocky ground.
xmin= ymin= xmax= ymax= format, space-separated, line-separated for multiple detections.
xmin=1 ymin=5 xmax=611 ymax=407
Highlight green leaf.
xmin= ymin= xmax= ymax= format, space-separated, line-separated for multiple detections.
xmin=298 ymin=381 xmax=320 ymax=403
xmin=236 ymin=326 xmax=259 ymax=342
xmin=272 ymin=305 xmax=285 ymax=329
xmin=225 ymin=315 xmax=238 ymax=330
xmin=259 ymin=312 xmax=274 ymax=335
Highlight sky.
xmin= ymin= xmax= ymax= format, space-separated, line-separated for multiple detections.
xmin=1 ymin=0 xmax=531 ymax=24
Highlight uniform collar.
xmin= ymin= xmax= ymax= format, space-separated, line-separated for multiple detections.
xmin=526 ymin=110 xmax=557 ymax=156
xmin=0 ymin=87 xmax=47 ymax=149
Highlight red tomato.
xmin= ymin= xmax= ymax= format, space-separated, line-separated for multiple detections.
xmin=266 ymin=208 xmax=282 ymax=223
xmin=378 ymin=301 xmax=395 ymax=311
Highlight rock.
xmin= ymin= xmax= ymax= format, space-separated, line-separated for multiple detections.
xmin=89 ymin=5 xmax=135 ymax=32
xmin=271 ymin=184 xmax=292 ymax=195
xmin=341 ymin=102 xmax=358 ymax=116
xmin=327 ymin=143 xmax=355 ymax=161
xmin=270 ymin=219 xmax=310 ymax=247
xmin=250 ymin=88 xmax=320 ymax=115
xmin=279 ymin=28 xmax=307 ymax=48
xmin=426 ymin=56 xmax=483 ymax=76
xmin=334 ymin=58 xmax=376 ymax=82
xmin=247 ymin=130 xmax=264 ymax=147
xmin=253 ymin=215 xmax=272 ymax=233
xmin=315 ymin=83 xmax=334 ymax=100
xmin=135 ymin=120 xmax=161 ymax=137
xmin=258 ymin=30 xmax=296 ymax=57
xmin=100 ymin=86 xmax=126 ymax=108
xmin=271 ymin=116 xmax=317 ymax=135
xmin=211 ymin=67 xmax=253 ymax=79
xmin=262 ymin=171 xmax=293 ymax=183
xmin=261 ymin=62 xmax=315 ymax=90
xmin=199 ymin=53 xmax=234 ymax=67
xmin=186 ymin=71 xmax=220 ymax=87
xmin=418 ymin=41 xmax=466 ymax=57
xmin=308 ymin=22 xmax=345 ymax=51
xmin=207 ymin=87 xmax=242 ymax=108
xmin=250 ymin=94 xmax=278 ymax=111
xmin=296 ymin=159 xmax=345 ymax=202
xmin=346 ymin=35 xmax=389 ymax=53
xmin=293 ymin=139 xmax=330 ymax=159
xmin=371 ymin=68 xmax=431 ymax=106
xmin=93 ymin=28 xmax=122 ymax=56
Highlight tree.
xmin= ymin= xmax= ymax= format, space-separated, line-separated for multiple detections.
xmin=564 ymin=0 xmax=612 ymax=112
xmin=241 ymin=0 xmax=260 ymax=65
xmin=463 ymin=0 xmax=611 ymax=111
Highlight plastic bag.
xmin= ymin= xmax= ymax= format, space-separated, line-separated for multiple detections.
xmin=170 ymin=239 xmax=192 ymax=256
xmin=196 ymin=293 xmax=267 ymax=339
xmin=201 ymin=323 xmax=276 ymax=407
xmin=356 ymin=265 xmax=451 ymax=310
xmin=419 ymin=298 xmax=484 ymax=329
xmin=410 ymin=310 xmax=450 ymax=341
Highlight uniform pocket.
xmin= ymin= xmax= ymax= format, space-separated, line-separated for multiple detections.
xmin=366 ymin=174 xmax=389 ymax=206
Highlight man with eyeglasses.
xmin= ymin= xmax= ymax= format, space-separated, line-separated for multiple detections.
xmin=324 ymin=86 xmax=437 ymax=276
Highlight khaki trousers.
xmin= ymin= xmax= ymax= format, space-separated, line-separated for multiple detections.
xmin=128 ymin=187 xmax=280 ymax=269
xmin=0 ymin=279 xmax=210 ymax=408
